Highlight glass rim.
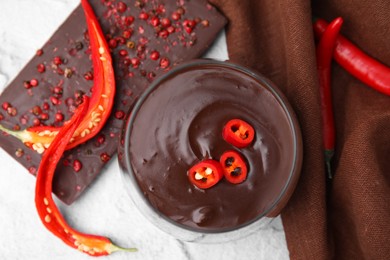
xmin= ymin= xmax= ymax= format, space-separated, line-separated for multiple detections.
xmin=119 ymin=59 xmax=303 ymax=242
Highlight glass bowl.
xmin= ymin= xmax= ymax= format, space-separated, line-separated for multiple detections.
xmin=118 ymin=59 xmax=303 ymax=243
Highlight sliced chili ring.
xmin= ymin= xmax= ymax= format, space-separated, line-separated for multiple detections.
xmin=188 ymin=159 xmax=223 ymax=189
xmin=222 ymin=119 xmax=255 ymax=148
xmin=220 ymin=150 xmax=248 ymax=184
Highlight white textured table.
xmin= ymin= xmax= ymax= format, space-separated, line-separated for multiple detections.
xmin=0 ymin=1 xmax=289 ymax=259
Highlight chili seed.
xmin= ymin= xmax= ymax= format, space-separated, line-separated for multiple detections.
xmin=231 ymin=167 xmax=242 ymax=176
xmin=44 ymin=215 xmax=51 ymax=223
xmin=225 ymin=157 xmax=235 ymax=167
xmin=13 ymin=124 xmax=20 ymax=130
xmin=73 ymin=159 xmax=82 ymax=172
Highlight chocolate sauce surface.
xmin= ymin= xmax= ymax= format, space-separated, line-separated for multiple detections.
xmin=127 ymin=62 xmax=297 ymax=231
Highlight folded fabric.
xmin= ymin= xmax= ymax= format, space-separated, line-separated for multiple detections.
xmin=209 ymin=0 xmax=390 ymax=259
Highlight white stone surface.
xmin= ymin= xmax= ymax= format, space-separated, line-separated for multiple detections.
xmin=0 ymin=1 xmax=289 ymax=259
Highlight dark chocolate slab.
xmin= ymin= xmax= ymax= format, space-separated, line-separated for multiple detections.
xmin=0 ymin=0 xmax=226 ymax=204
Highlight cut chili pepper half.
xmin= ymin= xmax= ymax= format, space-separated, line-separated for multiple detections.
xmin=220 ymin=150 xmax=248 ymax=184
xmin=222 ymin=119 xmax=255 ymax=148
xmin=35 ymin=96 xmax=136 ymax=256
xmin=0 ymin=0 xmax=115 ymax=154
xmin=188 ymin=159 xmax=224 ymax=189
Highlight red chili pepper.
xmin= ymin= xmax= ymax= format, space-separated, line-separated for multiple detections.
xmin=0 ymin=0 xmax=115 ymax=153
xmin=219 ymin=150 xmax=248 ymax=184
xmin=188 ymin=159 xmax=224 ymax=189
xmin=313 ymin=18 xmax=390 ymax=96
xmin=222 ymin=119 xmax=255 ymax=148
xmin=315 ymin=17 xmax=343 ymax=179
xmin=35 ymin=96 xmax=136 ymax=256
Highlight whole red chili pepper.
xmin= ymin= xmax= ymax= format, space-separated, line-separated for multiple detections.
xmin=0 ymin=0 xmax=115 ymax=153
xmin=219 ymin=150 xmax=248 ymax=184
xmin=35 ymin=96 xmax=136 ymax=256
xmin=315 ymin=17 xmax=343 ymax=179
xmin=313 ymin=18 xmax=390 ymax=96
xmin=222 ymin=119 xmax=255 ymax=148
xmin=188 ymin=159 xmax=224 ymax=189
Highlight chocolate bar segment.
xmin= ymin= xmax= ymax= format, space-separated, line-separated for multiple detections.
xmin=0 ymin=0 xmax=226 ymax=204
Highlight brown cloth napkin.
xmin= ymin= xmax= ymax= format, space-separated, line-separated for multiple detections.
xmin=208 ymin=0 xmax=390 ymax=259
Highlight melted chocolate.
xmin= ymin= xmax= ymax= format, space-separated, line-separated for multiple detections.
xmin=125 ymin=61 xmax=301 ymax=231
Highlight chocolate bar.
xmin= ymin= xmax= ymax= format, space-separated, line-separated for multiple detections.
xmin=0 ymin=0 xmax=226 ymax=204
